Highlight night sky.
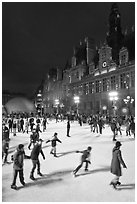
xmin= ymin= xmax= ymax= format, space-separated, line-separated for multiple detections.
xmin=2 ymin=2 xmax=135 ymax=96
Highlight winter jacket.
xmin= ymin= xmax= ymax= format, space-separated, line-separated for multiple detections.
xmin=46 ymin=137 xmax=62 ymax=147
xmin=98 ymin=119 xmax=104 ymax=127
xmin=2 ymin=140 xmax=9 ymax=153
xmin=110 ymin=147 xmax=126 ymax=176
xmin=111 ymin=122 xmax=116 ymax=132
xmin=12 ymin=149 xmax=25 ymax=170
xmin=81 ymin=150 xmax=91 ymax=162
xmin=31 ymin=143 xmax=45 ymax=160
xmin=2 ymin=126 xmax=9 ymax=141
xmin=30 ymin=132 xmax=39 ymax=143
xmin=76 ymin=149 xmax=91 ymax=162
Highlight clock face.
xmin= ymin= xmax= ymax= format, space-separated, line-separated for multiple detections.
xmin=102 ymin=61 xmax=107 ymax=68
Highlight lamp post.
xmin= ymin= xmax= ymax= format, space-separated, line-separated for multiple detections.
xmin=55 ymin=99 xmax=59 ymax=114
xmin=109 ymin=91 xmax=118 ymax=117
xmin=74 ymin=96 xmax=80 ymax=115
xmin=123 ymin=95 xmax=134 ymax=115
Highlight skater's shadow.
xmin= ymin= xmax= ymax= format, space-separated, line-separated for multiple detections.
xmin=17 ymin=169 xmax=73 ymax=190
xmin=117 ymin=183 xmax=135 ymax=190
xmin=75 ymin=166 xmax=110 ymax=177
xmin=56 ymin=150 xmax=77 ymax=158
xmin=17 ymin=177 xmax=63 ymax=190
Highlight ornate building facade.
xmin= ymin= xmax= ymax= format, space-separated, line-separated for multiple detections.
xmin=41 ymin=3 xmax=135 ymax=116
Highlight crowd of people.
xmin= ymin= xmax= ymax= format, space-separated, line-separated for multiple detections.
xmin=2 ymin=111 xmax=135 ymax=190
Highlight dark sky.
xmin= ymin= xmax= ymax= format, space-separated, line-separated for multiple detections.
xmin=2 ymin=2 xmax=135 ymax=96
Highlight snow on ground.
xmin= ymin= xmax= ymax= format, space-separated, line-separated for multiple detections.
xmin=2 ymin=120 xmax=135 ymax=202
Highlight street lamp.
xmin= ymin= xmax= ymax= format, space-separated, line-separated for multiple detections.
xmin=123 ymin=95 xmax=134 ymax=115
xmin=109 ymin=91 xmax=118 ymax=116
xmin=74 ymin=96 xmax=80 ymax=115
xmin=55 ymin=99 xmax=59 ymax=114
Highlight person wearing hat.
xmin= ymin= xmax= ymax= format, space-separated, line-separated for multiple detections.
xmin=30 ymin=139 xmax=45 ymax=180
xmin=46 ymin=132 xmax=62 ymax=157
xmin=73 ymin=146 xmax=92 ymax=176
xmin=110 ymin=141 xmax=127 ymax=188
xmin=11 ymin=144 xmax=26 ymax=190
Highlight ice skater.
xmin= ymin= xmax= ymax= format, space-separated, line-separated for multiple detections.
xmin=28 ymin=128 xmax=39 ymax=150
xmin=46 ymin=132 xmax=62 ymax=157
xmin=30 ymin=139 xmax=45 ymax=180
xmin=11 ymin=144 xmax=26 ymax=190
xmin=110 ymin=141 xmax=127 ymax=189
xmin=73 ymin=146 xmax=92 ymax=176
xmin=67 ymin=120 xmax=71 ymax=137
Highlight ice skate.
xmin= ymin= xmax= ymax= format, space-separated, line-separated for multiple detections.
xmin=11 ymin=185 xmax=18 ymax=190
xmin=110 ymin=181 xmax=117 ymax=189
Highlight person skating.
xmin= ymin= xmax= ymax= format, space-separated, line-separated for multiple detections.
xmin=98 ymin=118 xmax=104 ymax=135
xmin=12 ymin=118 xmax=17 ymax=136
xmin=73 ymin=146 xmax=92 ymax=176
xmin=2 ymin=123 xmax=10 ymax=141
xmin=2 ymin=139 xmax=9 ymax=164
xmin=110 ymin=141 xmax=127 ymax=189
xmin=28 ymin=128 xmax=39 ymax=150
xmin=30 ymin=139 xmax=45 ymax=180
xmin=67 ymin=120 xmax=71 ymax=137
xmin=46 ymin=132 xmax=62 ymax=157
xmin=110 ymin=119 xmax=117 ymax=141
xmin=11 ymin=144 xmax=26 ymax=190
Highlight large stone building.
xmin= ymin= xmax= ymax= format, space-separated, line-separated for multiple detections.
xmin=41 ymin=3 xmax=135 ymax=116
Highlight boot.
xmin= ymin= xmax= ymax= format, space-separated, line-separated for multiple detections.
xmin=37 ymin=172 xmax=43 ymax=176
xmin=11 ymin=184 xmax=17 ymax=190
xmin=30 ymin=174 xmax=35 ymax=180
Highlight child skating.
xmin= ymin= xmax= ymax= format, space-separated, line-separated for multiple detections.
xmin=73 ymin=146 xmax=92 ymax=176
xmin=46 ymin=132 xmax=62 ymax=157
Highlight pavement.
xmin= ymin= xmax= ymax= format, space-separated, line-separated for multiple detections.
xmin=2 ymin=120 xmax=135 ymax=202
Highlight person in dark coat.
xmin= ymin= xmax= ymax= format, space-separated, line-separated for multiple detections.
xmin=130 ymin=118 xmax=135 ymax=138
xmin=20 ymin=117 xmax=25 ymax=133
xmin=110 ymin=141 xmax=127 ymax=188
xmin=42 ymin=116 xmax=47 ymax=131
xmin=73 ymin=146 xmax=92 ymax=176
xmin=2 ymin=139 xmax=9 ymax=164
xmin=98 ymin=118 xmax=104 ymax=135
xmin=30 ymin=139 xmax=45 ymax=180
xmin=110 ymin=119 xmax=117 ymax=141
xmin=2 ymin=124 xmax=10 ymax=141
xmin=29 ymin=117 xmax=35 ymax=132
xmin=11 ymin=144 xmax=26 ymax=190
xmin=12 ymin=118 xmax=17 ymax=136
xmin=28 ymin=128 xmax=39 ymax=150
xmin=8 ymin=117 xmax=13 ymax=133
xmin=67 ymin=120 xmax=71 ymax=137
xmin=36 ymin=123 xmax=42 ymax=134
xmin=46 ymin=132 xmax=62 ymax=157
